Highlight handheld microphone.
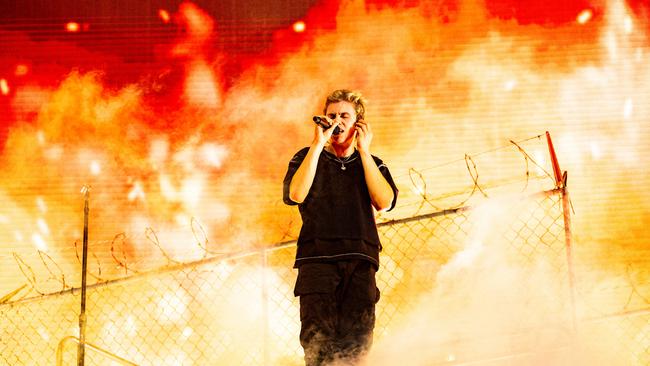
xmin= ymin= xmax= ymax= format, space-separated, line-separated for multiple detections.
xmin=313 ymin=116 xmax=342 ymax=135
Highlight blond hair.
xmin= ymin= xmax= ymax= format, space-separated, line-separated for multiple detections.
xmin=323 ymin=89 xmax=366 ymax=121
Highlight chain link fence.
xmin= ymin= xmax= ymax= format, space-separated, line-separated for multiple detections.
xmin=0 ymin=187 xmax=586 ymax=365
xmin=2 ymin=137 xmax=649 ymax=365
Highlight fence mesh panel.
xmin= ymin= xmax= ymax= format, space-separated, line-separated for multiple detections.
xmin=1 ymin=188 xmax=649 ymax=365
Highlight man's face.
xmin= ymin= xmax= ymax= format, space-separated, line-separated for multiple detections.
xmin=326 ymin=101 xmax=357 ymax=145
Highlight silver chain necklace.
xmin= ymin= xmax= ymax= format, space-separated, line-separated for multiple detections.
xmin=328 ymin=148 xmax=356 ymax=170
xmin=335 ymin=155 xmax=353 ymax=170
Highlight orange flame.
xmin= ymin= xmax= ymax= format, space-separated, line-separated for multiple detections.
xmin=0 ymin=0 xmax=647 ymax=284
xmin=0 ymin=0 xmax=649 ymax=363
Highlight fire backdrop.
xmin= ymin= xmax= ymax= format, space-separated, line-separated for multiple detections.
xmin=0 ymin=0 xmax=649 ymax=365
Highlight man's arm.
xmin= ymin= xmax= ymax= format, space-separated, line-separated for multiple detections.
xmin=288 ymin=142 xmax=323 ymax=203
xmin=360 ymin=152 xmax=394 ymax=211
xmin=288 ymin=120 xmax=340 ymax=203
xmin=356 ymin=120 xmax=395 ymax=211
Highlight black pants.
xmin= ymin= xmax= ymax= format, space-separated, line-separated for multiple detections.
xmin=294 ymin=260 xmax=380 ymax=366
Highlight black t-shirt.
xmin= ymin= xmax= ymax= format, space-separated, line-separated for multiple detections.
xmin=283 ymin=147 xmax=398 ymax=268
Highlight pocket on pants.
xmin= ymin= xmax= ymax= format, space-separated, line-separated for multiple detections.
xmin=346 ymin=261 xmax=380 ymax=305
xmin=294 ymin=262 xmax=340 ymax=297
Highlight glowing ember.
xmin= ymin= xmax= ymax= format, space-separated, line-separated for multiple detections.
xmin=293 ymin=20 xmax=306 ymax=33
xmin=577 ymin=9 xmax=593 ymax=24
xmin=159 ymin=9 xmax=171 ymax=23
xmin=0 ymin=79 xmax=9 ymax=95
xmin=65 ymin=22 xmax=80 ymax=32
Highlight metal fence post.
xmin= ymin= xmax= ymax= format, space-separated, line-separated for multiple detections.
xmin=78 ymin=186 xmax=91 ymax=366
xmin=546 ymin=132 xmax=577 ymax=330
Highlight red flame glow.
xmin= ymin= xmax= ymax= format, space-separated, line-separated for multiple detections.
xmin=0 ymin=0 xmax=649 ymax=364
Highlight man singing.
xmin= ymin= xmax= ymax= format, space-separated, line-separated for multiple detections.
xmin=283 ymin=89 xmax=398 ymax=365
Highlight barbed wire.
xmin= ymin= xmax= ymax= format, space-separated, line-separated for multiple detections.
xmin=74 ymin=239 xmax=105 ymax=282
xmin=1 ymin=133 xmax=646 ymax=316
xmin=12 ymin=252 xmax=41 ymax=296
xmin=1 ymin=217 xmax=239 ymax=301
xmin=406 ymin=167 xmax=441 ymax=216
xmin=1 ymin=133 xmax=554 ymax=300
xmin=109 ymin=233 xmax=132 ymax=276
xmin=380 ymin=133 xmax=555 ymax=220
xmin=190 ymin=216 xmax=230 ymax=258
xmin=391 ymin=133 xmax=548 ymax=179
xmin=145 ymin=226 xmax=182 ymax=266
xmin=1 ymin=132 xmax=556 ymax=295
xmin=37 ymin=249 xmax=68 ymax=290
